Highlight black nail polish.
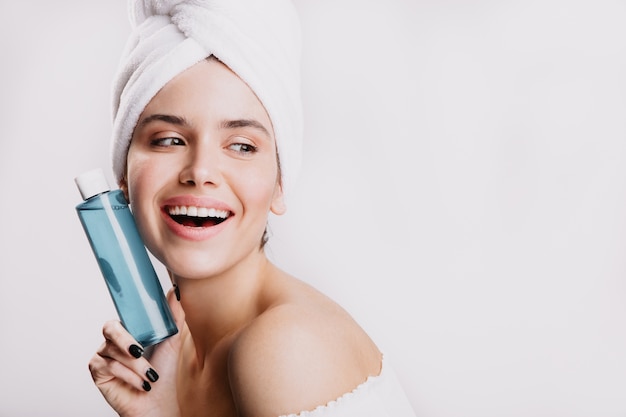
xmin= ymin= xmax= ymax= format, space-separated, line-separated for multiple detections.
xmin=142 ymin=380 xmax=151 ymax=392
xmin=146 ymin=368 xmax=159 ymax=383
xmin=174 ymin=284 xmax=181 ymax=301
xmin=129 ymin=344 xmax=144 ymax=359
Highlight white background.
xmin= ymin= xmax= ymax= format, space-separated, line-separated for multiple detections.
xmin=1 ymin=1 xmax=626 ymax=416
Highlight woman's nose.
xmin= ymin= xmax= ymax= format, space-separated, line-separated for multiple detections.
xmin=178 ymin=145 xmax=222 ymax=187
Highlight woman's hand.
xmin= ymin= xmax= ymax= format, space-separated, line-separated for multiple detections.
xmin=89 ymin=289 xmax=185 ymax=417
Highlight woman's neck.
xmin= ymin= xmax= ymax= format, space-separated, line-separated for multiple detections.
xmin=172 ymin=250 xmax=274 ymax=360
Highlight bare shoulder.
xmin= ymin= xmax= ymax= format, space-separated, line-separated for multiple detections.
xmin=228 ymin=276 xmax=381 ymax=417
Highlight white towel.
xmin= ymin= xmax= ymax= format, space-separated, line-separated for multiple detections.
xmin=111 ymin=0 xmax=303 ymax=192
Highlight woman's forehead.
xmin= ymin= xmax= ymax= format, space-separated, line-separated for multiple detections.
xmin=141 ymin=59 xmax=274 ymax=136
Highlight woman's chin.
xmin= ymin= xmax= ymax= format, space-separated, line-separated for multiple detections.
xmin=165 ymin=259 xmax=222 ymax=280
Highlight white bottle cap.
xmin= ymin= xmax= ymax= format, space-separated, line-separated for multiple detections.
xmin=75 ymin=168 xmax=111 ymax=200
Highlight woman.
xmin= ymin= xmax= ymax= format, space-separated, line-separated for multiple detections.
xmin=89 ymin=1 xmax=416 ymax=416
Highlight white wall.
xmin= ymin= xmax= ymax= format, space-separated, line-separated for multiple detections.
xmin=1 ymin=1 xmax=625 ymax=416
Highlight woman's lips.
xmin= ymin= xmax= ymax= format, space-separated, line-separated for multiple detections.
xmin=160 ymin=196 xmax=234 ymax=241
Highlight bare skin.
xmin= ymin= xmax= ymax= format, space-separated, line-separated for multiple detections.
xmin=88 ymin=58 xmax=381 ymax=417
xmin=176 ymin=260 xmax=380 ymax=417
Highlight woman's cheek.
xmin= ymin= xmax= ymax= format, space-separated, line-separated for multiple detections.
xmin=238 ymin=171 xmax=278 ymax=211
xmin=125 ymin=164 xmax=161 ymax=245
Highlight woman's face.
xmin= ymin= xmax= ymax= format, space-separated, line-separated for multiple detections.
xmin=123 ymin=58 xmax=285 ymax=279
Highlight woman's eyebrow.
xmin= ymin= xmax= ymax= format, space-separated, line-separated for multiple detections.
xmin=220 ymin=119 xmax=271 ymax=137
xmin=137 ymin=115 xmax=271 ymax=137
xmin=138 ymin=114 xmax=190 ymax=127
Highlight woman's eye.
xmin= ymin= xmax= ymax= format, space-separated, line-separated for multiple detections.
xmin=151 ymin=137 xmax=185 ymax=147
xmin=229 ymin=143 xmax=258 ymax=154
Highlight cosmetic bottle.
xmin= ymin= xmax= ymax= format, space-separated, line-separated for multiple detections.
xmin=75 ymin=168 xmax=177 ymax=347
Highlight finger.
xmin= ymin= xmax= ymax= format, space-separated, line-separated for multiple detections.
xmin=89 ymin=351 xmax=152 ymax=392
xmin=100 ymin=321 xmax=160 ymax=384
xmin=95 ymin=340 xmax=160 ymax=389
xmin=166 ymin=287 xmax=185 ymax=329
xmin=102 ymin=320 xmax=145 ymax=359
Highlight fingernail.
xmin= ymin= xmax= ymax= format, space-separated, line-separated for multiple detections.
xmin=142 ymin=380 xmax=151 ymax=392
xmin=174 ymin=284 xmax=181 ymax=301
xmin=129 ymin=344 xmax=144 ymax=359
xmin=146 ymin=368 xmax=159 ymax=383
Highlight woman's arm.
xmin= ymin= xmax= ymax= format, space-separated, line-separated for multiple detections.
xmin=88 ymin=289 xmax=185 ymax=417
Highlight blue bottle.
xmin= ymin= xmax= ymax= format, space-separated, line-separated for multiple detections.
xmin=75 ymin=169 xmax=178 ymax=347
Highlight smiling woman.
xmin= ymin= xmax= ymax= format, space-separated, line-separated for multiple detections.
xmin=123 ymin=58 xmax=283 ymax=262
xmin=86 ymin=1 xmax=416 ymax=417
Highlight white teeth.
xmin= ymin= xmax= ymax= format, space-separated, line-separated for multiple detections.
xmin=168 ymin=205 xmax=229 ymax=219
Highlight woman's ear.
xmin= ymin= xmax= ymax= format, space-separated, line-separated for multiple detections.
xmin=119 ymin=176 xmax=130 ymax=203
xmin=270 ymin=183 xmax=286 ymax=215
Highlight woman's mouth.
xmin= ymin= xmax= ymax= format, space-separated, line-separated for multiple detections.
xmin=166 ymin=205 xmax=231 ymax=228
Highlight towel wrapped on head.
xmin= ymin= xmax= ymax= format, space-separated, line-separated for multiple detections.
xmin=111 ymin=0 xmax=303 ymax=192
